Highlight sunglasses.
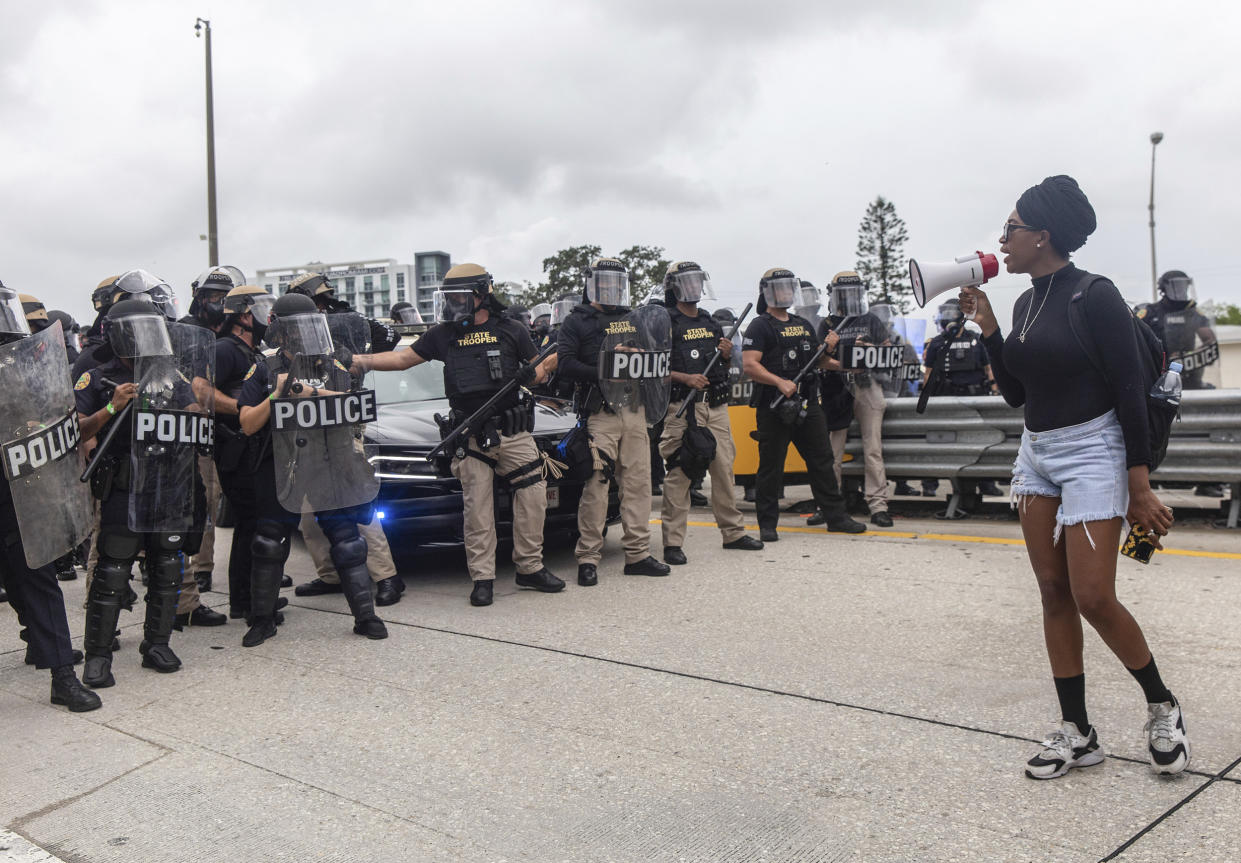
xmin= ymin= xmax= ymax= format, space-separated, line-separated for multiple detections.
xmin=1000 ymin=222 xmax=1042 ymax=242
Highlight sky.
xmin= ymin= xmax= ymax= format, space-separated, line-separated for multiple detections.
xmin=3 ymin=0 xmax=1239 ymax=332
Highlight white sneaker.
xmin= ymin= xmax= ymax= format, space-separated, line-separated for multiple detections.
xmin=1025 ymin=721 xmax=1104 ymax=780
xmin=1145 ymin=696 xmax=1190 ymax=775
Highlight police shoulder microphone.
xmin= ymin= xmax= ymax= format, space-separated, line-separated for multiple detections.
xmin=908 ymin=252 xmax=999 ymax=308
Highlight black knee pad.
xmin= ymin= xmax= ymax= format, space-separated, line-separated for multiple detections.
xmin=148 ymin=532 xmax=186 ymax=554
xmin=251 ymin=525 xmax=289 ymax=565
xmin=146 ymin=551 xmax=183 ymax=589
xmin=329 ymin=535 xmax=367 ymax=572
xmin=97 ymin=527 xmax=142 ymax=562
xmin=94 ymin=556 xmax=133 ymax=593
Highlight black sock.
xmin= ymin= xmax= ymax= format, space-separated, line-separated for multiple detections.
xmin=1053 ymin=674 xmax=1090 ymax=734
xmin=1128 ymin=656 xmax=1173 ymax=704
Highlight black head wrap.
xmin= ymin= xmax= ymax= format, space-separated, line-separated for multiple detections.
xmin=1015 ymin=175 xmax=1097 ymax=258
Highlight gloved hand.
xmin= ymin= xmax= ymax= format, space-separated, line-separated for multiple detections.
xmin=516 ymin=363 xmax=537 ymax=386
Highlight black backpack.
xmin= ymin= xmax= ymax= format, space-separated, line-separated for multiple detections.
xmin=1066 ymin=272 xmax=1176 ymax=470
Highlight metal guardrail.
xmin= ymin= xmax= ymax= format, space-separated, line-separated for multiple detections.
xmin=836 ymin=390 xmax=1241 ymax=527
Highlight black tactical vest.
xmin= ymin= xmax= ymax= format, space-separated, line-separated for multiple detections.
xmin=753 ymin=313 xmax=819 ymax=405
xmin=443 ymin=319 xmax=522 ymax=407
xmin=943 ymin=331 xmax=984 ymax=375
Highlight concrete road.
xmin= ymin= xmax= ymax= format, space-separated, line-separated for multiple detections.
xmin=2 ymin=494 xmax=1239 ymax=862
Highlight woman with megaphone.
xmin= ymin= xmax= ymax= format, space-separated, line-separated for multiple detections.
xmin=959 ymin=175 xmax=1188 ymax=781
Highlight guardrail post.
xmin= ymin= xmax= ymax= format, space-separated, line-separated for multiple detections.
xmin=1228 ymin=483 xmax=1240 ymax=529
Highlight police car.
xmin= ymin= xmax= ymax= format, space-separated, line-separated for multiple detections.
xmin=363 ymin=323 xmax=618 ymax=549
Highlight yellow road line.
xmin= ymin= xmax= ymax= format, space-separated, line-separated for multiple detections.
xmin=654 ymin=519 xmax=1241 ymax=560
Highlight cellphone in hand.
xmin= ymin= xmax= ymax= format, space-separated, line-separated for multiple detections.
xmin=1121 ymin=524 xmax=1158 ymax=564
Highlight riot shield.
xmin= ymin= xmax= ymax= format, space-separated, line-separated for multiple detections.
xmin=1161 ymin=305 xmax=1218 ymax=390
xmin=0 ymin=324 xmax=93 ymax=567
xmin=270 ymin=312 xmax=378 ymax=513
xmin=129 ymin=322 xmax=215 ymax=533
xmin=597 ymin=304 xmax=672 ymax=427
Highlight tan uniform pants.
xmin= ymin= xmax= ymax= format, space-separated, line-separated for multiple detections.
xmin=299 ymin=512 xmax=397 ymax=585
xmin=576 ymin=407 xmax=652 ymax=565
xmin=175 ymin=454 xmax=219 ymax=613
xmin=450 ymin=430 xmax=546 ymax=582
xmin=659 ymin=399 xmax=746 ymax=548
xmin=829 ymin=379 xmax=889 ymax=515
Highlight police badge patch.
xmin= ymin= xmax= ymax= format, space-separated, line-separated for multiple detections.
xmin=74 ymin=372 xmax=91 ymax=390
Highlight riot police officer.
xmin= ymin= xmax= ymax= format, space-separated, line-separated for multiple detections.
xmin=558 ymin=258 xmax=671 ymax=584
xmin=820 ymin=272 xmax=893 ymax=527
xmin=389 ymin=301 xmax=423 ymax=324
xmin=658 ymin=262 xmax=762 ymax=564
xmin=287 ymin=271 xmax=400 ymax=359
xmin=77 ymin=286 xmax=213 ymax=688
xmin=0 ymin=281 xmax=100 ymax=711
xmin=920 ymin=300 xmax=1001 ymax=506
xmin=210 ymin=285 xmax=275 ymax=621
xmin=530 ymin=302 xmax=553 ymax=342
xmin=1138 ymin=270 xmax=1222 ymax=497
xmin=352 ymin=264 xmax=563 ymax=606
xmin=742 ymin=268 xmax=866 ymax=541
xmin=238 ymin=292 xmax=387 ymax=644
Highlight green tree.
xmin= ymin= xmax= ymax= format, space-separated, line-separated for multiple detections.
xmin=1203 ymin=301 xmax=1241 ymax=325
xmin=616 ymin=245 xmax=671 ymax=302
xmin=855 ymin=196 xmax=912 ymax=313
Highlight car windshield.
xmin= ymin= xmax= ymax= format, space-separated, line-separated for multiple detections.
xmin=366 ymin=360 xmax=445 ymax=404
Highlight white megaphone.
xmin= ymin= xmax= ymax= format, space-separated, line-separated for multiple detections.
xmin=909 ymin=251 xmax=999 ymax=308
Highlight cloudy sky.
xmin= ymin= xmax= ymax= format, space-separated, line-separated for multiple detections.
xmin=3 ymin=0 xmax=1238 ymax=330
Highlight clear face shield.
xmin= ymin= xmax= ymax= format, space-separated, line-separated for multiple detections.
xmin=116 ymin=270 xmax=178 ymax=320
xmin=795 ymin=284 xmax=821 ymax=312
xmin=248 ymin=294 xmax=277 ymax=326
xmin=936 ymin=303 xmax=964 ymax=332
xmin=586 ymin=269 xmax=631 ymax=307
xmin=670 ymin=270 xmax=715 ymax=304
xmin=394 ymin=306 xmax=423 ymax=324
xmin=761 ymin=276 xmax=799 ymax=309
xmin=830 ymin=285 xmax=869 ymax=317
xmin=108 ymin=314 xmax=174 ymax=359
xmin=0 ymin=289 xmax=31 ymax=339
xmin=551 ymin=299 xmax=575 ymax=327
xmin=1162 ymin=275 xmax=1195 ymax=303
xmin=530 ymin=303 xmax=553 ymax=324
xmin=512 ymin=309 xmax=533 ymax=327
xmin=433 ymin=289 xmax=479 ymax=324
xmin=870 ymin=303 xmax=894 ymax=328
xmin=265 ymin=311 xmax=334 ymax=357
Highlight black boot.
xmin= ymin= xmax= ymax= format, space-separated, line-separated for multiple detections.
xmin=141 ymin=552 xmax=184 ymax=673
xmin=334 ymin=549 xmax=386 ymax=638
xmin=470 ymin=579 xmax=494 ymax=606
xmin=50 ymin=667 xmax=102 ymax=712
xmin=242 ymin=616 xmax=278 ymax=647
xmin=577 ymin=564 xmax=597 ymax=586
xmin=663 ymin=546 xmax=688 ymax=565
xmin=515 ymin=567 xmax=565 ymax=592
xmin=375 ymin=576 xmax=405 ymax=606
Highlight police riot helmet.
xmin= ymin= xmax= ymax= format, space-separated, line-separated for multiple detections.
xmin=711 ymin=306 xmax=737 ymax=326
xmin=935 ymin=298 xmax=964 ymax=331
xmin=870 ymin=303 xmax=895 ymax=328
xmin=434 ymin=263 xmax=493 ymax=326
xmin=389 ymin=301 xmax=422 ymax=324
xmin=550 ymin=294 xmax=576 ymax=328
xmin=642 ymin=286 xmax=665 ymax=306
xmin=20 ymin=294 xmax=49 ymax=332
xmin=664 ymin=261 xmax=714 ymax=305
xmin=794 ymin=280 xmax=822 ymax=315
xmin=92 ymin=275 xmax=122 ymax=312
xmin=223 ymin=285 xmax=275 ymax=341
xmin=190 ymin=265 xmax=245 ymax=326
xmin=530 ymin=302 xmax=553 ymax=326
xmin=506 ymin=304 xmax=532 ymax=327
xmin=266 ymin=292 xmax=332 ymax=355
xmin=287 ymin=271 xmax=349 ymax=313
xmin=47 ymin=310 xmax=80 ymax=351
xmin=828 ymin=271 xmax=868 ymax=317
xmin=114 ymin=269 xmax=179 ymax=320
xmin=758 ymin=267 xmax=799 ymax=311
xmin=1158 ymin=270 xmax=1194 ymax=303
xmin=0 ymin=282 xmax=31 ymax=343
xmin=584 ymin=258 xmax=630 ymax=308
xmin=105 ymin=298 xmax=173 ymax=358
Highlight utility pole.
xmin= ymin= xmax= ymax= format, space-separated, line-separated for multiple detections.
xmin=1148 ymin=131 xmax=1163 ymax=302
xmin=195 ymin=17 xmax=218 ymax=267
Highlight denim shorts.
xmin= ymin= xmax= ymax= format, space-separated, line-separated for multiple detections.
xmin=1011 ymin=410 xmax=1128 ymax=547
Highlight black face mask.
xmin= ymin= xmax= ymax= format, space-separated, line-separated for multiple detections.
xmin=199 ymin=300 xmax=226 ymax=327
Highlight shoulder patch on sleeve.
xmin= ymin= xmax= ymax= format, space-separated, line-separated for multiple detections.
xmin=334 ymin=358 xmax=348 ymax=372
xmin=243 ymin=363 xmax=256 ymax=380
xmin=1135 ymin=308 xmax=1148 ymax=319
xmin=74 ymin=371 xmax=91 ymax=390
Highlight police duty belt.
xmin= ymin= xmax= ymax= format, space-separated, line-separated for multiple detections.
xmin=2 ymin=409 xmax=82 ymax=481
xmin=271 ymin=390 xmax=378 ymax=432
xmin=1178 ymin=343 xmax=1220 ymax=373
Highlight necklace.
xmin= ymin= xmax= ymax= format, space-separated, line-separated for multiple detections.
xmin=1018 ymin=273 xmax=1055 ymax=343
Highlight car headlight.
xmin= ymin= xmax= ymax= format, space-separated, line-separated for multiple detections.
xmin=369 ymin=455 xmax=439 ymax=479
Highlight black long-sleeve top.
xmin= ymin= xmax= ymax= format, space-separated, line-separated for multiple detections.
xmin=555 ymin=304 xmax=629 ymax=382
xmin=981 ymin=263 xmax=1151 ymax=468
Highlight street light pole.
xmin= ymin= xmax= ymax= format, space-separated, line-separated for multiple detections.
xmin=195 ymin=17 xmax=218 ymax=267
xmin=1148 ymin=131 xmax=1163 ymax=302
